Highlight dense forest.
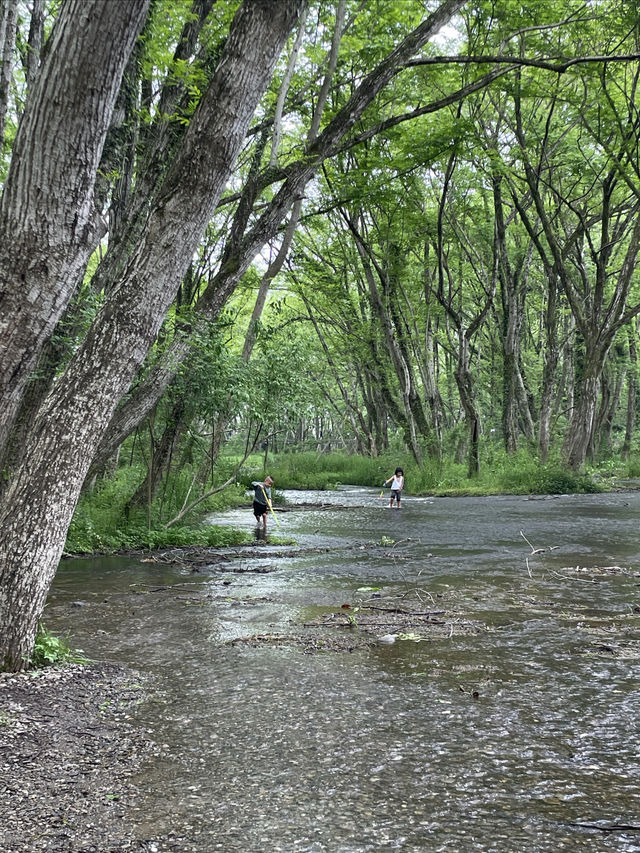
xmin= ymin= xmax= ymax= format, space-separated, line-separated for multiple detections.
xmin=1 ymin=0 xmax=639 ymax=670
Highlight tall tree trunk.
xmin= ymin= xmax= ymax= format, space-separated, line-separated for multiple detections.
xmin=562 ymin=209 xmax=640 ymax=471
xmin=621 ymin=326 xmax=637 ymax=461
xmin=563 ymin=353 xmax=602 ymax=470
xmin=0 ymin=0 xmax=306 ymax=672
xmin=538 ymin=278 xmax=559 ymax=463
xmin=494 ymin=173 xmax=519 ymax=452
xmin=24 ymin=0 xmax=45 ymax=91
xmin=591 ymin=345 xmax=624 ymax=458
xmin=454 ymin=334 xmax=481 ymax=478
xmin=0 ymin=0 xmax=150 ymax=460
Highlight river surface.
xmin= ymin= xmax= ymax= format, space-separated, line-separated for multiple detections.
xmin=46 ymin=488 xmax=640 ymax=852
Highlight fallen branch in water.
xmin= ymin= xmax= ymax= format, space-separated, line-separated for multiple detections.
xmin=520 ymin=530 xmax=559 ymax=555
xmin=569 ymin=822 xmax=640 ymax=833
xmin=547 ymin=568 xmax=600 ymax=584
xmin=130 ymin=581 xmax=206 ymax=592
xmin=363 ymin=604 xmax=446 ymax=616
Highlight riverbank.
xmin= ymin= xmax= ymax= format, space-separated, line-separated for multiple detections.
xmin=0 ymin=663 xmax=155 ymax=852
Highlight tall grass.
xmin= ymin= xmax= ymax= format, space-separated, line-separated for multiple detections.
xmin=242 ymin=451 xmax=395 ymax=490
xmin=624 ymin=455 xmax=640 ymax=478
xmin=242 ymin=449 xmax=602 ymax=496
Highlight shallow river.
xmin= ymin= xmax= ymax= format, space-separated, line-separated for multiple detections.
xmin=47 ymin=488 xmax=640 ymax=852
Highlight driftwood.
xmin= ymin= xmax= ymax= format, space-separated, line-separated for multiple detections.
xmin=569 ymin=822 xmax=640 ymax=833
xmin=520 ymin=530 xmax=559 ymax=555
xmin=362 ymin=603 xmax=445 ymax=616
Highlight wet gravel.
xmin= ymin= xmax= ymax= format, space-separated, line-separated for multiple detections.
xmin=0 ymin=663 xmax=156 ymax=852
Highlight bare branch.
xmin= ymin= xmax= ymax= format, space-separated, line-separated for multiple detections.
xmin=404 ymin=53 xmax=640 ymax=74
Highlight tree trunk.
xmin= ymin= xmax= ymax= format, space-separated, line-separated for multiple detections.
xmin=0 ymin=0 xmax=150 ymax=460
xmin=591 ymin=345 xmax=624 ymax=457
xmin=454 ymin=335 xmax=481 ymax=478
xmin=494 ymin=174 xmax=520 ymax=453
xmin=562 ymin=208 xmax=640 ymax=470
xmin=563 ymin=356 xmax=602 ymax=470
xmin=24 ymin=0 xmax=45 ymax=91
xmin=538 ymin=279 xmax=559 ymax=462
xmin=621 ymin=326 xmax=637 ymax=461
xmin=0 ymin=0 xmax=305 ymax=672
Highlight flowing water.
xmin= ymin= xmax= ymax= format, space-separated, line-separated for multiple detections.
xmin=46 ymin=488 xmax=640 ymax=852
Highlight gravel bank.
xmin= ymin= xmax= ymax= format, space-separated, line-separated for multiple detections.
xmin=0 ymin=663 xmax=156 ymax=852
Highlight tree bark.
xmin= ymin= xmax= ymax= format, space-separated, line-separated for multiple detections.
xmin=621 ymin=325 xmax=637 ymax=461
xmin=455 ymin=334 xmax=481 ymax=478
xmin=0 ymin=0 xmax=150 ymax=460
xmin=24 ymin=0 xmax=45 ymax=91
xmin=537 ymin=277 xmax=559 ymax=463
xmin=597 ymin=360 xmax=624 ymax=455
xmin=563 ymin=359 xmax=601 ymax=469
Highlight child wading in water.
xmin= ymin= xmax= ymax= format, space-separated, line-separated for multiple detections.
xmin=383 ymin=468 xmax=404 ymax=508
xmin=251 ymin=475 xmax=274 ymax=529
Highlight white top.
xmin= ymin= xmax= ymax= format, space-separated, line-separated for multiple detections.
xmin=390 ymin=474 xmax=404 ymax=491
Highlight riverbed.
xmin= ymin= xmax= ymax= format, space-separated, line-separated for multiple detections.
xmin=44 ymin=488 xmax=640 ymax=852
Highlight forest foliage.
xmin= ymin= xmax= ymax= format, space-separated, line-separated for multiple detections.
xmin=71 ymin=0 xmax=640 ymax=528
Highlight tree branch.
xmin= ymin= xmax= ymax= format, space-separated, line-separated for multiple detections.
xmin=404 ymin=53 xmax=640 ymax=73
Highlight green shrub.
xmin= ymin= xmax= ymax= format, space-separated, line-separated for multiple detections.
xmin=529 ymin=462 xmax=601 ymax=495
xmin=30 ymin=625 xmax=89 ymax=668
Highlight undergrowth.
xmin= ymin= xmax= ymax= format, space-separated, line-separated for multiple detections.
xmin=66 ymin=516 xmax=251 ymax=554
xmin=65 ymin=464 xmax=252 ymax=554
xmin=30 ymin=624 xmax=89 ymax=668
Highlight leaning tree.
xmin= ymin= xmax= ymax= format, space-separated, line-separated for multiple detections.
xmin=0 ymin=0 xmax=309 ymax=671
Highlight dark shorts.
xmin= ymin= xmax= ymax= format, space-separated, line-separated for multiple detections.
xmin=391 ymin=489 xmax=402 ymax=502
xmin=253 ymin=500 xmax=268 ymax=518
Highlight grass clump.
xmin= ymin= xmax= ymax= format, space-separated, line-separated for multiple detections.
xmin=66 ymin=518 xmax=251 ymax=553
